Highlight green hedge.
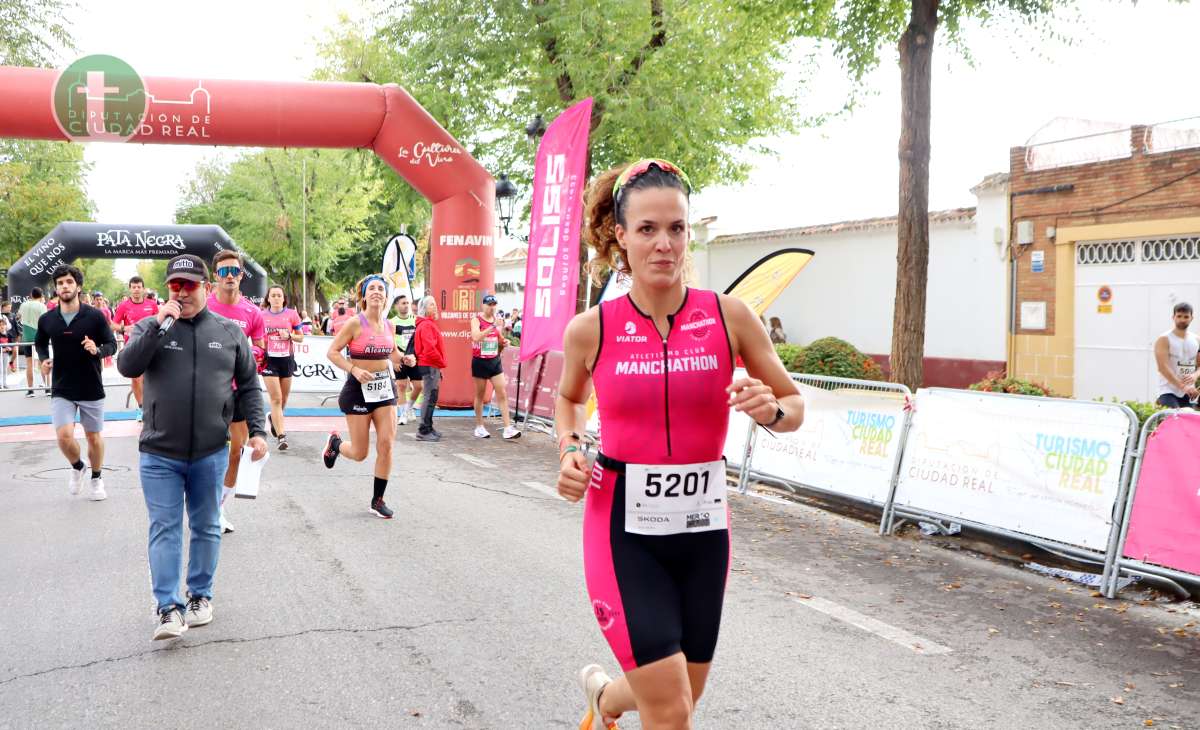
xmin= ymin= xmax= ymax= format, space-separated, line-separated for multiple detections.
xmin=968 ymin=372 xmax=1058 ymax=397
xmin=790 ymin=337 xmax=884 ymax=381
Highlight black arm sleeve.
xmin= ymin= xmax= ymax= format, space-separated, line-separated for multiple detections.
xmin=34 ymin=318 xmax=51 ymax=361
xmin=95 ymin=311 xmax=117 ymax=358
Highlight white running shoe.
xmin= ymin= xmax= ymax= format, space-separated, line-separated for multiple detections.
xmin=502 ymin=425 xmax=522 ymax=440
xmin=578 ymin=664 xmax=619 ymax=730
xmin=67 ymin=466 xmax=87 ymax=495
xmin=89 ymin=477 xmax=107 ymax=501
xmin=398 ymin=407 xmax=409 ymax=426
xmin=474 ymin=425 xmax=491 ymax=439
xmin=153 ymin=608 xmax=188 ymax=641
xmin=220 ymin=507 xmax=234 ymax=534
xmin=184 ymin=595 xmax=213 ymax=627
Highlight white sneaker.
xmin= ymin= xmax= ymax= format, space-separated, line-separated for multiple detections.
xmin=398 ymin=407 xmax=409 ymax=426
xmin=153 ymin=608 xmax=188 ymax=641
xmin=184 ymin=595 xmax=213 ymax=627
xmin=578 ymin=664 xmax=618 ymax=730
xmin=220 ymin=507 xmax=234 ymax=534
xmin=503 ymin=425 xmax=522 ymax=440
xmin=474 ymin=425 xmax=490 ymax=438
xmin=67 ymin=466 xmax=86 ymax=495
xmin=89 ymin=477 xmax=107 ymax=501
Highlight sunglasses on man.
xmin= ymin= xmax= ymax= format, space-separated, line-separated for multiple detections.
xmin=167 ymin=279 xmax=202 ymax=293
xmin=216 ymin=266 xmax=242 ymax=278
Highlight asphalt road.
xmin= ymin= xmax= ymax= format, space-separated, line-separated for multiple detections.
xmin=0 ymin=386 xmax=1197 ymax=729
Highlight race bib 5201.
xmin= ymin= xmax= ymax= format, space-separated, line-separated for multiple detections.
xmin=624 ymin=460 xmax=727 ymax=536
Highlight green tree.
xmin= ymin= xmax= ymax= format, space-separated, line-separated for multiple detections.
xmin=176 ymin=148 xmax=382 ymax=311
xmin=135 ymin=259 xmax=168 ymax=297
xmin=0 ymin=140 xmax=94 ymax=268
xmin=821 ymin=0 xmax=1090 ymax=389
xmin=1 ymin=0 xmax=73 ymax=67
xmin=317 ymin=1 xmax=834 ymax=306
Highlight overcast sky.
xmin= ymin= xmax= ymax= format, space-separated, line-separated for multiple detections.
xmin=65 ymin=0 xmax=1200 ymax=249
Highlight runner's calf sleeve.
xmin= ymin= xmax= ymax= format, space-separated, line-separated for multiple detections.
xmin=373 ymin=477 xmax=387 ymax=501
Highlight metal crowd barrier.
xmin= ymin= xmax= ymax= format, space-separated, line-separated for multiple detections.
xmin=733 ymin=373 xmax=914 ymax=538
xmin=1102 ymin=409 xmax=1200 ymax=598
xmin=887 ymin=389 xmax=1140 ymax=587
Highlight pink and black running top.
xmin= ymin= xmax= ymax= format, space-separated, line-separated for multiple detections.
xmin=591 ymin=288 xmax=734 ymax=463
xmin=471 ymin=315 xmax=503 ymax=359
xmin=347 ymin=313 xmax=395 ymax=360
xmin=262 ymin=307 xmax=302 ymax=358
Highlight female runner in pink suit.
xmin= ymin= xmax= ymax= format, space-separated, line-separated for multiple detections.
xmin=555 ymin=159 xmax=804 ymax=730
xmin=260 ymin=285 xmax=304 ymax=451
xmin=321 ymin=275 xmax=406 ymax=519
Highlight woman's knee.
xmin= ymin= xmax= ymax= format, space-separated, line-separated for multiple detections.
xmin=640 ymin=695 xmax=694 ymax=728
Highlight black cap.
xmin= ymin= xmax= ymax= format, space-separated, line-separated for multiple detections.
xmin=165 ymin=254 xmax=209 ymax=283
xmin=482 ymin=293 xmax=498 ymax=305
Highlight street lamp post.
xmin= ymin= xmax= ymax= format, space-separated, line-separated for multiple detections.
xmin=494 ymin=173 xmax=518 ymax=238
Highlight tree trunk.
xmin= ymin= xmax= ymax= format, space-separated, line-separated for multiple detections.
xmin=890 ymin=0 xmax=938 ymax=391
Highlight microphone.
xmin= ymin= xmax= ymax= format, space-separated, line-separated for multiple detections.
xmin=157 ymin=315 xmax=176 ymax=337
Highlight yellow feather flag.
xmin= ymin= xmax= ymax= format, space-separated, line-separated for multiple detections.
xmin=723 ymin=248 xmax=814 ymax=315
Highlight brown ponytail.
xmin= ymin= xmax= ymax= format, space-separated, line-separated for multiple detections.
xmin=583 ymin=165 xmax=629 ymax=283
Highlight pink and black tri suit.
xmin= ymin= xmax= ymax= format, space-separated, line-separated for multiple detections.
xmin=338 ymin=313 xmax=396 ymax=415
xmin=584 ymin=287 xmax=735 ymax=671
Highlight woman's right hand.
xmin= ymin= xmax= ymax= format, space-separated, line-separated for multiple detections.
xmin=557 ymin=449 xmax=590 ymax=503
xmin=352 ymin=366 xmax=373 ymax=384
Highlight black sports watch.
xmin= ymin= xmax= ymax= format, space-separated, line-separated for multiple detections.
xmin=760 ymin=406 xmax=785 ymax=428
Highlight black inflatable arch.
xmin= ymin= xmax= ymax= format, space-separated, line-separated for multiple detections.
xmin=6 ymin=222 xmax=267 ymax=302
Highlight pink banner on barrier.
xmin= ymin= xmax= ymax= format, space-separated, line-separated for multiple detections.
xmin=520 ymin=97 xmax=593 ymax=362
xmin=1123 ymin=414 xmax=1200 ymax=575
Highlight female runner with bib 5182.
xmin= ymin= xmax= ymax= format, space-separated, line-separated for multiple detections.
xmin=323 ymin=275 xmax=405 ymax=519
xmin=556 ymin=159 xmax=803 ymax=730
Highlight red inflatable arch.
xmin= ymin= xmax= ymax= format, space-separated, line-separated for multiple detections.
xmin=0 ymin=66 xmax=496 ymax=407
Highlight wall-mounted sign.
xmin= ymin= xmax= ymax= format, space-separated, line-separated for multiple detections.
xmin=1097 ymin=285 xmax=1113 ymax=303
xmin=1020 ymin=301 xmax=1047 ymax=330
xmin=1098 ymin=304 xmax=1112 ymax=314
xmin=1031 ymin=250 xmax=1045 ymax=273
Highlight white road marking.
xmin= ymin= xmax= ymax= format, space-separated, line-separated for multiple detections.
xmin=793 ymin=596 xmax=952 ymax=655
xmin=522 ymin=481 xmax=564 ymax=500
xmin=453 ymin=453 xmax=496 ymax=469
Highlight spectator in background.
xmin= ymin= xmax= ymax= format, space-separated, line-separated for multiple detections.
xmin=18 ymin=287 xmax=49 ymax=397
xmin=510 ymin=308 xmax=522 ymax=341
xmin=300 ymin=311 xmax=314 ymax=335
xmin=1 ymin=301 xmax=17 ymax=373
xmin=769 ymin=316 xmax=787 ymax=344
xmin=408 ymin=295 xmax=446 ymax=442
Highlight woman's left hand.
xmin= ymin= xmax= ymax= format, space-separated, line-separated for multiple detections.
xmin=726 ymin=377 xmax=779 ymax=425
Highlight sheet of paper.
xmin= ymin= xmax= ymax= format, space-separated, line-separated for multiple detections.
xmin=234 ymin=446 xmax=269 ymax=499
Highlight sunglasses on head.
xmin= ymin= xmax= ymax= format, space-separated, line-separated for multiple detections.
xmin=612 ymin=158 xmax=692 ymax=203
xmin=167 ymin=279 xmax=201 ymax=293
xmin=216 ymin=266 xmax=242 ymax=278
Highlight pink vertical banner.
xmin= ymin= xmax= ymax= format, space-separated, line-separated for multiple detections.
xmin=1123 ymin=414 xmax=1200 ymax=576
xmin=520 ymin=97 xmax=593 ymax=362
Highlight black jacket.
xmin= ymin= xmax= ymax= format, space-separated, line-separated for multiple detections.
xmin=35 ymin=303 xmax=117 ymax=402
xmin=117 ymin=307 xmax=267 ymax=461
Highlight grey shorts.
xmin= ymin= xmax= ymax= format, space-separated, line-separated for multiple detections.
xmin=51 ymin=397 xmax=105 ymax=433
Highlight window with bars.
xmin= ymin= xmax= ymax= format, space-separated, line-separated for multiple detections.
xmin=1076 ymin=240 xmax=1136 ymax=265
xmin=1141 ymin=236 xmax=1200 ymax=263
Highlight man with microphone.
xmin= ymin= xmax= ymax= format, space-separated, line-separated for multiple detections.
xmin=118 ymin=254 xmax=268 ymax=641
xmin=36 ymin=264 xmax=117 ymax=501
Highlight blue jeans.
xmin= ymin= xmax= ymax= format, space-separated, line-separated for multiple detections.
xmin=139 ymin=448 xmax=227 ymax=613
